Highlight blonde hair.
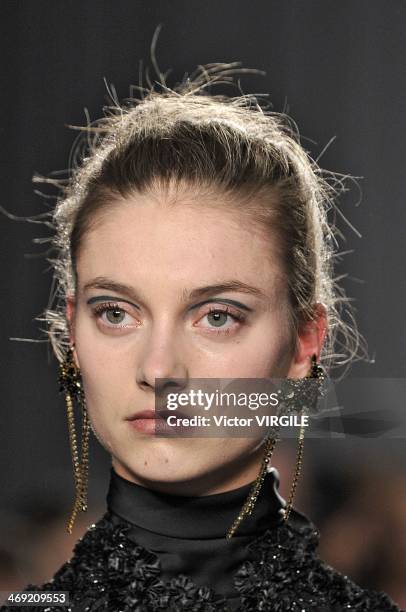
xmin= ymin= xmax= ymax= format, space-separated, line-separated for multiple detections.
xmin=35 ymin=63 xmax=367 ymax=373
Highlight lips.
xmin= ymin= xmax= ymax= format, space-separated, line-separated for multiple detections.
xmin=127 ymin=408 xmax=183 ymax=436
xmin=126 ymin=408 xmax=190 ymax=421
xmin=127 ymin=409 xmax=160 ymax=420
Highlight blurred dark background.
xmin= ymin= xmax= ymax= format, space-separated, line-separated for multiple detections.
xmin=0 ymin=0 xmax=405 ymax=607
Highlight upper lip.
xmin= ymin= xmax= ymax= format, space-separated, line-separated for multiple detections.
xmin=127 ymin=409 xmax=160 ymax=420
xmin=126 ymin=408 xmax=190 ymax=420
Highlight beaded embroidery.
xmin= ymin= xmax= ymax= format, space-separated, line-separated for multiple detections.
xmin=3 ymin=510 xmax=401 ymax=612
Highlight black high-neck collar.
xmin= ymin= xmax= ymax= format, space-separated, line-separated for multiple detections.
xmin=106 ymin=466 xmax=286 ymax=539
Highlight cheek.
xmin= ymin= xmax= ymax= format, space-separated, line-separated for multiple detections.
xmin=77 ymin=363 xmax=124 ymax=456
xmin=74 ymin=309 xmax=131 ymax=390
xmin=73 ymin=303 xmax=292 ymax=393
xmin=79 ymin=360 xmax=128 ymax=426
xmin=216 ymin=318 xmax=292 ymax=378
xmin=73 ymin=334 xmax=129 ymax=439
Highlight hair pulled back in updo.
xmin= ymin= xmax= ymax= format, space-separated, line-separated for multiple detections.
xmin=37 ymin=63 xmax=366 ymax=374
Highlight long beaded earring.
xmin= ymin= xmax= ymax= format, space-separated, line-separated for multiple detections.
xmin=226 ymin=354 xmax=326 ymax=539
xmin=226 ymin=434 xmax=278 ymax=539
xmin=281 ymin=354 xmax=325 ymax=521
xmin=58 ymin=344 xmax=90 ymax=534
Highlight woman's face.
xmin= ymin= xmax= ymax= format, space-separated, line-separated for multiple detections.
xmin=68 ymin=188 xmax=321 ymax=495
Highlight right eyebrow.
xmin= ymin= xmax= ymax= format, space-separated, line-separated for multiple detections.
xmin=82 ymin=277 xmax=140 ymax=302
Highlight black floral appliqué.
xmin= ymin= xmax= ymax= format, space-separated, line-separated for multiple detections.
xmin=1 ymin=511 xmax=401 ymax=612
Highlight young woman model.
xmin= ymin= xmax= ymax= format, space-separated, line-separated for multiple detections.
xmin=2 ymin=65 xmax=401 ymax=611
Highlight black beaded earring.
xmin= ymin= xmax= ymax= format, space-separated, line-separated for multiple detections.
xmin=58 ymin=345 xmax=90 ymax=533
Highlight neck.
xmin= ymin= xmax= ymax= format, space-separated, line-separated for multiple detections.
xmin=107 ymin=464 xmax=286 ymax=538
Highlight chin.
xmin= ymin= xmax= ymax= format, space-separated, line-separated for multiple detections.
xmin=117 ymin=461 xmax=208 ymax=489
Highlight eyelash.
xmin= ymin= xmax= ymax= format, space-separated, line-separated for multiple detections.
xmin=91 ymin=302 xmax=136 ymax=329
xmin=202 ymin=306 xmax=245 ymax=335
xmin=90 ymin=302 xmax=246 ymax=334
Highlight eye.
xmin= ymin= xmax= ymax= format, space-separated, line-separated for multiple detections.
xmin=197 ymin=306 xmax=246 ymax=334
xmin=208 ymin=311 xmax=228 ymax=327
xmin=91 ymin=302 xmax=139 ymax=329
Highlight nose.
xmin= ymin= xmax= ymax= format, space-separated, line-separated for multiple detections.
xmin=135 ymin=325 xmax=188 ymax=396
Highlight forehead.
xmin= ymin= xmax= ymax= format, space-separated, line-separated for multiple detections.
xmin=76 ymin=191 xmax=284 ymax=298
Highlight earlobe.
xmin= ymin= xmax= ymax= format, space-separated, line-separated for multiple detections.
xmin=288 ymin=303 xmax=327 ymax=377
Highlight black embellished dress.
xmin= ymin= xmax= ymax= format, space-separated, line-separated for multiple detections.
xmin=2 ymin=467 xmax=401 ymax=611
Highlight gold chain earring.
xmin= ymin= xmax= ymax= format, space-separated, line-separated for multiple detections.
xmin=225 ymin=354 xmax=326 ymax=539
xmin=58 ymin=345 xmax=90 ymax=534
xmin=282 ymin=353 xmax=326 ymax=522
xmin=226 ymin=434 xmax=278 ymax=539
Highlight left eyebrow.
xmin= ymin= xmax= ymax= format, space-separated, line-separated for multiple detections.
xmin=182 ymin=281 xmax=270 ymax=302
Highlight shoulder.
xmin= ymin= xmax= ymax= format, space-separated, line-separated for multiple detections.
xmin=1 ymin=510 xmax=402 ymax=612
xmin=0 ymin=513 xmax=131 ymax=612
xmin=0 ymin=513 xmax=227 ymax=612
xmin=236 ymin=508 xmax=402 ymax=611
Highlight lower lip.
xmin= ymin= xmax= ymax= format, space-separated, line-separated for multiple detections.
xmin=128 ymin=418 xmax=178 ymax=436
xmin=128 ymin=418 xmax=158 ymax=435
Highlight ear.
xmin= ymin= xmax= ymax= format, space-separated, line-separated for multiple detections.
xmin=66 ymin=295 xmax=76 ymax=344
xmin=66 ymin=295 xmax=82 ymax=368
xmin=287 ymin=303 xmax=327 ymax=378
